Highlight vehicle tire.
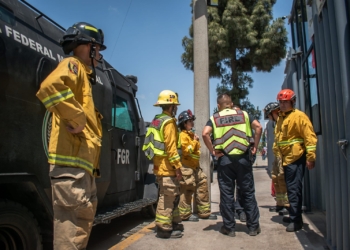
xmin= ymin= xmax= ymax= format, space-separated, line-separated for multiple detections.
xmin=0 ymin=200 xmax=42 ymax=250
xmin=140 ymin=203 xmax=157 ymax=218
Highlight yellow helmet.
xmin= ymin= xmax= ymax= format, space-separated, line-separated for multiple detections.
xmin=153 ymin=90 xmax=180 ymax=106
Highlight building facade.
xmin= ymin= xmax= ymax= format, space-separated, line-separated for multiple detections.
xmin=275 ymin=0 xmax=350 ymax=249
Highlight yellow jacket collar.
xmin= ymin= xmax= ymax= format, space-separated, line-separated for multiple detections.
xmin=73 ymin=56 xmax=92 ymax=74
xmin=279 ymin=108 xmax=295 ymax=117
xmin=162 ymin=111 xmax=176 ymax=120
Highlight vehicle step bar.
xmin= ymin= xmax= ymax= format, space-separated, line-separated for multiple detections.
xmin=93 ymin=198 xmax=157 ymax=225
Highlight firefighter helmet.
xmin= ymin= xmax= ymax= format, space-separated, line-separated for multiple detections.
xmin=178 ymin=109 xmax=196 ymax=124
xmin=277 ymin=89 xmax=296 ymax=101
xmin=60 ymin=22 xmax=107 ymax=54
xmin=263 ymin=102 xmax=280 ymax=119
xmin=153 ymin=90 xmax=180 ymax=106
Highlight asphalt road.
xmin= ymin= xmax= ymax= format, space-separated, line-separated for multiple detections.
xmin=87 ymin=210 xmax=154 ymax=250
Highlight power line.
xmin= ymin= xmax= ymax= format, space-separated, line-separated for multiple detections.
xmin=109 ymin=0 xmax=133 ymax=61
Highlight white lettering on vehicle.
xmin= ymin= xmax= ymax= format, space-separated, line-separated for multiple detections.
xmin=117 ymin=149 xmax=130 ymax=164
xmin=4 ymin=25 xmax=64 ymax=62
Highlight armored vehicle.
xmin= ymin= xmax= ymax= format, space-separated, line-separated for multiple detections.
xmin=0 ymin=0 xmax=157 ymax=249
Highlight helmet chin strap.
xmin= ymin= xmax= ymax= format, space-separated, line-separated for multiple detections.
xmin=171 ymin=105 xmax=177 ymax=117
xmin=89 ymin=43 xmax=103 ymax=85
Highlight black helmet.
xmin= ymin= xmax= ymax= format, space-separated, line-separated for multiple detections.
xmin=60 ymin=22 xmax=107 ymax=54
xmin=178 ymin=109 xmax=196 ymax=124
xmin=263 ymin=102 xmax=280 ymax=119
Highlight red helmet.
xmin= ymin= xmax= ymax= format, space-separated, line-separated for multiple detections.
xmin=277 ymin=89 xmax=296 ymax=101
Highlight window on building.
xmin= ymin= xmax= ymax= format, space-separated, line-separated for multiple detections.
xmin=291 ymin=0 xmax=304 ymax=50
xmin=112 ymin=96 xmax=134 ymax=131
xmin=305 ymin=48 xmax=321 ymax=134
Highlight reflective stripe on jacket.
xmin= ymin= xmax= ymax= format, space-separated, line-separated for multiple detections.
xmin=210 ymin=109 xmax=252 ymax=155
xmin=273 ymin=109 xmax=317 ymax=166
xmin=36 ymin=57 xmax=103 ymax=177
xmin=143 ymin=113 xmax=172 ymax=159
xmin=143 ymin=111 xmax=182 ymax=176
xmin=178 ymin=130 xmax=200 ymax=169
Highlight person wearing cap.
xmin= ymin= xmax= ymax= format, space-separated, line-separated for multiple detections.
xmin=263 ymin=102 xmax=289 ymax=216
xmin=177 ymin=109 xmax=217 ymax=222
xmin=274 ymin=89 xmax=317 ymax=232
xmin=142 ymin=90 xmax=184 ymax=239
xmin=36 ymin=22 xmax=106 ymax=249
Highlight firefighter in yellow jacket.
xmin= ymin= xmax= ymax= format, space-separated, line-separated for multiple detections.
xmin=142 ymin=90 xmax=184 ymax=239
xmin=36 ymin=22 xmax=105 ymax=249
xmin=273 ymin=89 xmax=317 ymax=232
xmin=263 ymin=102 xmax=289 ymax=215
xmin=177 ymin=110 xmax=217 ymax=221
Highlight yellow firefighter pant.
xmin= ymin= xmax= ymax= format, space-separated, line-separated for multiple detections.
xmin=155 ymin=176 xmax=181 ymax=231
xmin=50 ymin=165 xmax=97 ymax=250
xmin=271 ymin=157 xmax=289 ymax=207
xmin=178 ymin=166 xmax=211 ymax=219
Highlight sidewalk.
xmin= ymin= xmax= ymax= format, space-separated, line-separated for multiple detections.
xmin=114 ymin=156 xmax=327 ymax=250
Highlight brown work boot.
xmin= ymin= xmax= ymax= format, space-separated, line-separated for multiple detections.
xmin=156 ymin=228 xmax=183 ymax=239
xmin=220 ymin=226 xmax=236 ymax=237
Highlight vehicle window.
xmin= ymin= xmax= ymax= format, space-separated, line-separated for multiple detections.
xmin=0 ymin=5 xmax=15 ymax=25
xmin=112 ymin=96 xmax=133 ymax=131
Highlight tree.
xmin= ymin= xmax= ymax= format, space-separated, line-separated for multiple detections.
xmin=182 ymin=0 xmax=288 ymax=116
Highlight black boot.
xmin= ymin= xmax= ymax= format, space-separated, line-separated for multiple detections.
xmin=278 ymin=207 xmax=289 ymax=216
xmin=183 ymin=214 xmax=199 ymax=222
xmin=248 ymin=226 xmax=261 ymax=236
xmin=237 ymin=211 xmax=247 ymax=222
xmin=156 ymin=228 xmax=183 ymax=239
xmin=286 ymin=221 xmax=303 ymax=232
xmin=269 ymin=206 xmax=284 ymax=212
xmin=220 ymin=226 xmax=236 ymax=237
xmin=172 ymin=223 xmax=184 ymax=232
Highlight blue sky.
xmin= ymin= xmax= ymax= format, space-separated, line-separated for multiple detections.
xmin=26 ymin=0 xmax=292 ymax=127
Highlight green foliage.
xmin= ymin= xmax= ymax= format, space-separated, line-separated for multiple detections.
xmin=182 ymin=0 xmax=288 ymax=117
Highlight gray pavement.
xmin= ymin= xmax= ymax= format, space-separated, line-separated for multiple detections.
xmin=122 ymin=156 xmax=327 ymax=250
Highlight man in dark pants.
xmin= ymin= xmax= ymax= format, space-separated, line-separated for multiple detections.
xmin=274 ymin=89 xmax=317 ymax=232
xmin=202 ymin=94 xmax=262 ymax=237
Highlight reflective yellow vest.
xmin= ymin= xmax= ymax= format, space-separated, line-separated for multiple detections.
xmin=143 ymin=114 xmax=172 ymax=160
xmin=210 ymin=109 xmax=252 ymax=155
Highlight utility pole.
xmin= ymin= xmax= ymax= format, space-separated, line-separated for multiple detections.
xmin=193 ymin=0 xmax=210 ymax=208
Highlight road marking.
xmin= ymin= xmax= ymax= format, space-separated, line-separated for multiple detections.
xmin=109 ymin=222 xmax=155 ymax=250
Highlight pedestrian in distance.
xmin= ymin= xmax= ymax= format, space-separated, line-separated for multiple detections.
xmin=177 ymin=109 xmax=217 ymax=222
xmin=36 ymin=22 xmax=106 ymax=249
xmin=274 ymin=89 xmax=317 ymax=232
xmin=142 ymin=90 xmax=184 ymax=239
xmin=263 ymin=102 xmax=289 ymax=216
xmin=202 ymin=94 xmax=262 ymax=237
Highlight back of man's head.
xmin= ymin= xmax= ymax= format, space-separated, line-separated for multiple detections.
xmin=217 ymin=94 xmax=233 ymax=111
